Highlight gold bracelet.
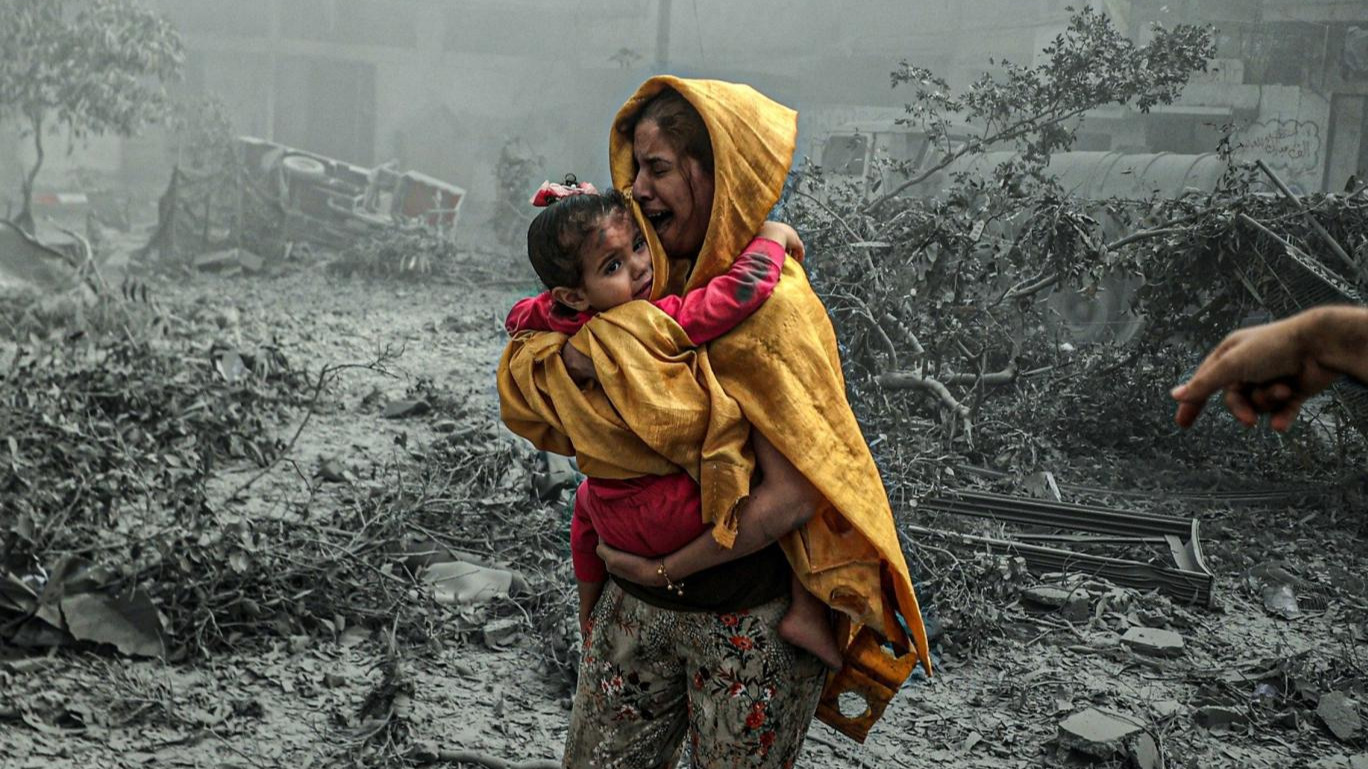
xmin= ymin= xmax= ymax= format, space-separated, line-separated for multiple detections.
xmin=657 ymin=560 xmax=684 ymax=597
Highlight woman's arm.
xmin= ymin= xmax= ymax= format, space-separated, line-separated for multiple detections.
xmin=596 ymin=431 xmax=817 ymax=585
xmin=561 ymin=341 xmax=596 ymax=385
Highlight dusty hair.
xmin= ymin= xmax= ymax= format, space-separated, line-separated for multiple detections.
xmin=620 ymin=87 xmax=714 ymax=174
xmin=526 ymin=188 xmax=629 ymax=291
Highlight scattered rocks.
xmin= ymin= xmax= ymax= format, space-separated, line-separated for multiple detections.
xmin=433 ymin=419 xmax=460 ymax=434
xmin=1120 ymin=627 xmax=1185 ymax=657
xmin=1309 ymin=755 xmax=1368 ymax=769
xmin=317 ymin=456 xmax=353 ymax=483
xmin=1058 ymin=707 xmax=1145 ymax=758
xmin=1319 ymin=691 xmax=1363 ymax=742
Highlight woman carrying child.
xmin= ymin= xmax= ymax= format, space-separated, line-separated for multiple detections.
xmin=499 ymin=78 xmax=932 ymax=768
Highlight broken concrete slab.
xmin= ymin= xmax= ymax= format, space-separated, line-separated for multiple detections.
xmin=533 ymin=451 xmax=581 ymax=501
xmin=482 ymin=616 xmax=521 ymax=649
xmin=1149 ymin=700 xmax=1183 ymax=722
xmin=193 ymin=247 xmax=265 ymax=274
xmin=1120 ymin=626 xmax=1185 ymax=657
xmin=1194 ymin=705 xmax=1249 ymax=732
xmin=1058 ymin=707 xmax=1145 ymax=758
xmin=1130 ymin=732 xmax=1163 ymax=769
xmin=382 ymin=399 xmax=431 ymax=419
xmin=1023 ymin=584 xmax=1072 ymax=607
xmin=1022 ymin=584 xmax=1091 ymax=622
xmin=1024 ymin=470 xmax=1062 ymax=501
xmin=1319 ymin=691 xmax=1363 ymax=742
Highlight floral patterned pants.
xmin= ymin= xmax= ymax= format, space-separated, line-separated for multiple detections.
xmin=564 ymin=581 xmax=826 ymax=768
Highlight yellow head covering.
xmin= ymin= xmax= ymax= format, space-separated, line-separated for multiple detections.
xmin=610 ymin=76 xmax=798 ymax=294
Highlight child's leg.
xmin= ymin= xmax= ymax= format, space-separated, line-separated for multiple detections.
xmin=778 ymin=572 xmax=844 ymax=671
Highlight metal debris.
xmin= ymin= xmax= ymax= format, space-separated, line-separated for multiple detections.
xmin=914 ymin=489 xmax=1215 ymax=606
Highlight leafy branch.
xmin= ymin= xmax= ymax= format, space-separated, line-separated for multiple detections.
xmin=865 ymin=6 xmax=1214 ymax=211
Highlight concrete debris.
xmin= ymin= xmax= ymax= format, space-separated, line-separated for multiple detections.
xmin=1262 ymin=582 xmax=1302 ymax=620
xmin=1058 ymin=707 xmax=1145 ymax=758
xmin=382 ymin=399 xmax=431 ymax=419
xmin=1309 ymin=756 xmax=1368 ymax=769
xmin=1193 ymin=705 xmax=1248 ymax=732
xmin=1119 ymin=627 xmax=1185 ymax=657
xmin=1024 ymin=470 xmax=1062 ymax=501
xmin=1319 ymin=691 xmax=1363 ymax=742
xmin=317 ymin=456 xmax=353 ymax=484
xmin=193 ymin=247 xmax=264 ymax=274
xmin=1136 ymin=607 xmax=1170 ymax=627
xmin=1129 ymin=732 xmax=1163 ymax=769
xmin=423 ymin=559 xmax=528 ymax=607
xmin=1149 ymin=700 xmax=1183 ymax=722
xmin=482 ymin=616 xmax=522 ymax=649
xmin=1022 ymin=584 xmax=1092 ymax=622
xmin=1270 ymin=710 xmax=1299 ymax=730
xmin=533 ymin=451 xmax=581 ymax=501
xmin=1246 ymin=562 xmax=1310 ymax=620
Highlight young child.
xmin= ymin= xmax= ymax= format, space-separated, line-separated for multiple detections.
xmin=505 ymin=179 xmax=843 ymax=670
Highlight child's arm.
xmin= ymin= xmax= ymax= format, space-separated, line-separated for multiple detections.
xmin=506 ymin=294 xmax=598 ymax=386
xmin=651 ymin=221 xmax=800 ymax=346
xmin=504 ymin=292 xmax=593 ymax=336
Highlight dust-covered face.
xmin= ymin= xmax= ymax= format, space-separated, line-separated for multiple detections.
xmin=551 ymin=210 xmax=653 ymax=313
xmin=631 ymin=119 xmax=715 ymax=262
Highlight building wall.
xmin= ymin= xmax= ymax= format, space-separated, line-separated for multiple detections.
xmin=22 ymin=0 xmax=1363 ymax=226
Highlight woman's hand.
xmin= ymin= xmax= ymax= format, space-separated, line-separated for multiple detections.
xmin=758 ymin=221 xmax=805 ymax=261
xmin=596 ymin=542 xmax=664 ymax=587
xmin=561 ymin=342 xmax=597 ymax=385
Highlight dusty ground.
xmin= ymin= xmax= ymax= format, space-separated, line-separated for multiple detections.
xmin=3 ymin=258 xmax=1366 ymax=768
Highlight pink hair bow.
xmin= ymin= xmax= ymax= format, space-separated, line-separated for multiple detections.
xmin=530 ymin=179 xmax=599 ymax=207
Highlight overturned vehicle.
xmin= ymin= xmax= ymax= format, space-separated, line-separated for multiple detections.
xmin=145 ymin=137 xmax=467 ymax=262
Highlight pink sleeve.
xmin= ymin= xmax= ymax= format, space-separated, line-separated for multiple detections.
xmin=570 ymin=484 xmax=607 ymax=582
xmin=504 ymin=292 xmax=594 ymax=336
xmin=652 ymin=236 xmax=787 ymax=346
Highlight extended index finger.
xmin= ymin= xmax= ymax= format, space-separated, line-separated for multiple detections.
xmin=1172 ymin=334 xmax=1244 ymax=406
xmin=1173 ymin=399 xmax=1207 ymax=429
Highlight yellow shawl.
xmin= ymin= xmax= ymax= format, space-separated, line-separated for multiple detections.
xmin=498 ymin=76 xmax=931 ymax=686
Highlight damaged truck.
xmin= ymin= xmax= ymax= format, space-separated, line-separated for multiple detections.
xmin=144 ymin=137 xmax=467 ymax=264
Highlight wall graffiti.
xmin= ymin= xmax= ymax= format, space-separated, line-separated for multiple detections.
xmin=1238 ymin=119 xmax=1322 ymax=173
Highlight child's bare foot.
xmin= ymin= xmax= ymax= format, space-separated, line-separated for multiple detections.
xmin=779 ymin=606 xmax=844 ymax=671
